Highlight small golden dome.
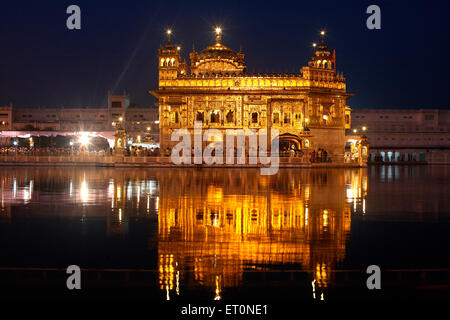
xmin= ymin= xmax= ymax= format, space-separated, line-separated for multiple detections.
xmin=190 ymin=28 xmax=246 ymax=74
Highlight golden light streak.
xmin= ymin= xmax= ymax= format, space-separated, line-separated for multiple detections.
xmin=80 ymin=178 xmax=88 ymax=203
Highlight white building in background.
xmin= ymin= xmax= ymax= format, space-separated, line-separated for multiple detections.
xmin=351 ymin=109 xmax=450 ymax=164
xmin=0 ymin=104 xmax=13 ymax=131
xmin=0 ymin=92 xmax=160 ymax=146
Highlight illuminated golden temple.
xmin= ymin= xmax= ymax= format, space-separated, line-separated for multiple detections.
xmin=151 ymin=28 xmax=354 ymax=161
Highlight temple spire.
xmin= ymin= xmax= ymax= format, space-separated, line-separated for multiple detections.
xmin=320 ymin=30 xmax=325 ymax=44
xmin=215 ymin=26 xmax=222 ymax=44
xmin=166 ymin=29 xmax=172 ymax=43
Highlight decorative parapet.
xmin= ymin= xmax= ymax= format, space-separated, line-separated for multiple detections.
xmin=159 ymin=73 xmax=346 ymax=90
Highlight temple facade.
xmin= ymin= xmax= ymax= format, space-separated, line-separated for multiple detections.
xmin=151 ymin=29 xmax=354 ymax=162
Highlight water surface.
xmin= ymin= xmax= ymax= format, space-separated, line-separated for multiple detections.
xmin=0 ymin=166 xmax=449 ymax=300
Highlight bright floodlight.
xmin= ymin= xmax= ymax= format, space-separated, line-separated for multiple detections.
xmin=215 ymin=27 xmax=222 ymax=35
xmin=167 ymin=29 xmax=172 ymax=35
xmin=321 ymin=30 xmax=325 ymax=36
xmin=78 ymin=135 xmax=90 ymax=146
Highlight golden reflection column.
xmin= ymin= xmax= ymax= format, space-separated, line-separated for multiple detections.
xmin=267 ymin=98 xmax=272 ymax=154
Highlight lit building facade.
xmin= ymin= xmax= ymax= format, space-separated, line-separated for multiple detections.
xmin=151 ymin=29 xmax=353 ymax=161
xmin=351 ymin=109 xmax=450 ymax=163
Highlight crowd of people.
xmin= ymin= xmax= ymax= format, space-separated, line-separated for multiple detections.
xmin=0 ymin=146 xmax=162 ymax=157
xmin=280 ymin=146 xmax=304 ymax=158
xmin=310 ymin=148 xmax=329 ymax=163
xmin=0 ymin=147 xmax=75 ymax=156
xmin=126 ymin=146 xmax=160 ymax=156
xmin=1 ymin=144 xmax=333 ymax=163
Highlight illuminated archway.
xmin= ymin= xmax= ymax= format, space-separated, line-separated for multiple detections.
xmin=277 ymin=133 xmax=302 ymax=152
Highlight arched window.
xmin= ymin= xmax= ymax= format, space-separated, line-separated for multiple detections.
xmin=210 ymin=110 xmax=220 ymax=124
xmin=273 ymin=112 xmax=280 ymax=124
xmin=284 ymin=112 xmax=291 ymax=124
xmin=171 ymin=112 xmax=179 ymax=124
xmin=226 ymin=110 xmax=234 ymax=123
xmin=251 ymin=112 xmax=258 ymax=124
xmin=196 ymin=111 xmax=204 ymax=122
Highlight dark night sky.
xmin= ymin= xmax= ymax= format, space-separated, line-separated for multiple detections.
xmin=0 ymin=0 xmax=449 ymax=109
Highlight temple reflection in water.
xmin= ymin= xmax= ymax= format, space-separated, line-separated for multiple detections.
xmin=155 ymin=169 xmax=367 ymax=299
xmin=0 ymin=167 xmax=368 ymax=299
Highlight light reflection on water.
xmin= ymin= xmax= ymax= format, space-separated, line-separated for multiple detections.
xmin=0 ymin=166 xmax=449 ymax=299
xmin=155 ymin=169 xmax=365 ymax=298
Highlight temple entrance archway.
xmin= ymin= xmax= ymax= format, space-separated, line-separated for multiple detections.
xmin=277 ymin=133 xmax=302 ymax=153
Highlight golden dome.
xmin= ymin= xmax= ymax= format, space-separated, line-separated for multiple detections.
xmin=199 ymin=42 xmax=238 ymax=60
xmin=190 ymin=28 xmax=246 ymax=75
